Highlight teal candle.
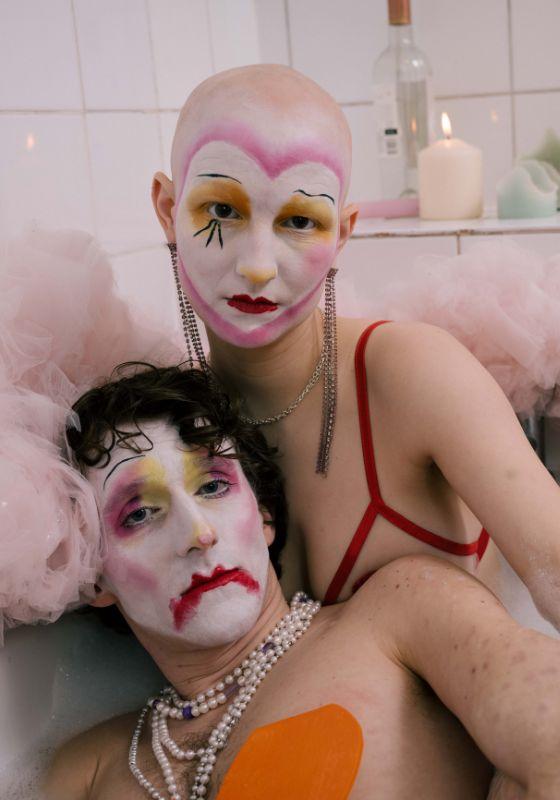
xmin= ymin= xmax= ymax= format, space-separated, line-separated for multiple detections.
xmin=497 ymin=161 xmax=557 ymax=219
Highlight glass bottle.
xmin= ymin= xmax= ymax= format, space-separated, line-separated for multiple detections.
xmin=372 ymin=0 xmax=434 ymax=198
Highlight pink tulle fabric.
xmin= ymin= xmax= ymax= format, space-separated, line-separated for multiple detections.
xmin=341 ymin=238 xmax=560 ymax=418
xmin=0 ymin=229 xmax=184 ymax=639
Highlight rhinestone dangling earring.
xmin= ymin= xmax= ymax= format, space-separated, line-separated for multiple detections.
xmin=168 ymin=242 xmax=208 ymax=372
xmin=316 ymin=267 xmax=338 ymax=475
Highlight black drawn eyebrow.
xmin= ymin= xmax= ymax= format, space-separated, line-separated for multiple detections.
xmin=197 ymin=173 xmax=242 ymax=184
xmin=293 ymin=189 xmax=335 ymax=205
xmin=103 ymin=454 xmax=145 ymax=489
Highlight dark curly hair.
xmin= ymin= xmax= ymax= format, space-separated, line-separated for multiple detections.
xmin=68 ymin=363 xmax=287 ymax=632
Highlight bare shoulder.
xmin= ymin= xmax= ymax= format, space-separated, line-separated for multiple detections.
xmin=357 ymin=552 xmax=501 ymax=606
xmin=360 ymin=319 xmax=508 ymax=453
xmin=362 ymin=319 xmax=480 ymax=392
xmin=43 ymin=710 xmax=137 ymax=800
xmin=348 ymin=553 xmax=511 ymax=666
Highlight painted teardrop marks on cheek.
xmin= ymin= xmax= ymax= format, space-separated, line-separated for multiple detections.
xmin=194 ymin=218 xmax=224 ymax=249
xmin=187 ymin=179 xmax=252 ymax=251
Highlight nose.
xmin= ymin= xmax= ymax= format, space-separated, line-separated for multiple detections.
xmin=174 ymin=501 xmax=217 ymax=557
xmin=236 ymin=263 xmax=277 ymax=286
xmin=193 ymin=527 xmax=216 ymax=550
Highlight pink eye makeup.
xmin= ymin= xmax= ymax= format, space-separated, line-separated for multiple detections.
xmin=120 ymin=500 xmax=164 ymax=530
xmin=195 ymin=474 xmax=233 ymax=499
xmin=104 ymin=482 xmax=170 ymax=537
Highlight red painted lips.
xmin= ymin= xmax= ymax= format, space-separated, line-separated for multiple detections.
xmin=227 ymin=295 xmax=278 ymax=314
xmin=169 ymin=565 xmax=260 ymax=630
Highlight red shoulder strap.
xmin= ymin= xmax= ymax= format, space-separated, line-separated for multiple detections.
xmin=355 ymin=321 xmax=391 ymax=502
xmin=322 ymin=322 xmax=391 ymax=606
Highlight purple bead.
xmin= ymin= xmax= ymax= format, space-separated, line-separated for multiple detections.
xmin=183 ymin=706 xmax=194 ymax=720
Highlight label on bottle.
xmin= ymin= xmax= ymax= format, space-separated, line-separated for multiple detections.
xmin=372 ymin=84 xmax=401 ymax=158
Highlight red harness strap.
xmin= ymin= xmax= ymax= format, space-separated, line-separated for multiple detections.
xmin=323 ymin=322 xmax=490 ymax=606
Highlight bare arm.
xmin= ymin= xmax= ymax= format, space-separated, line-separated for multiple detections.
xmin=371 ymin=555 xmax=560 ymax=794
xmin=368 ymin=322 xmax=560 ymax=628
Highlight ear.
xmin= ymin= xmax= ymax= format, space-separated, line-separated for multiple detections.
xmin=152 ymin=171 xmax=176 ymax=243
xmin=261 ymin=508 xmax=276 ymax=547
xmin=336 ymin=202 xmax=359 ymax=257
xmin=90 ymin=583 xmax=118 ymax=609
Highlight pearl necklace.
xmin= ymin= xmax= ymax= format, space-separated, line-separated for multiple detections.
xmin=129 ymin=592 xmax=321 ymax=800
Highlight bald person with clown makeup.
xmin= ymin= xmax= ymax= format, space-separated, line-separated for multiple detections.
xmin=44 ymin=364 xmax=560 ymax=800
xmin=152 ymin=64 xmax=560 ymax=628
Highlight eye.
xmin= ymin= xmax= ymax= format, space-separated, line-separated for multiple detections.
xmin=281 ymin=216 xmax=316 ymax=231
xmin=207 ymin=202 xmax=241 ymax=221
xmin=196 ymin=478 xmax=231 ymax=499
xmin=122 ymin=507 xmax=161 ymax=528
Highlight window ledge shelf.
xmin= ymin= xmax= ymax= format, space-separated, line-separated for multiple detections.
xmin=351 ymin=211 xmax=560 ymax=240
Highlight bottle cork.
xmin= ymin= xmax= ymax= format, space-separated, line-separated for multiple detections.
xmin=388 ymin=0 xmax=411 ymax=25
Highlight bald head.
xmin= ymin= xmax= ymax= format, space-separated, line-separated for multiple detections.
xmin=170 ymin=64 xmax=352 ymax=205
xmin=152 ymin=65 xmax=359 ymax=350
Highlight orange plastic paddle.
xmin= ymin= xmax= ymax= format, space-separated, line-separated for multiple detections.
xmin=216 ymin=704 xmax=363 ymax=799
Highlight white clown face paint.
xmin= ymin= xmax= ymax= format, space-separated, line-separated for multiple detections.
xmin=174 ymin=135 xmax=341 ymax=349
xmin=88 ymin=420 xmax=270 ymax=649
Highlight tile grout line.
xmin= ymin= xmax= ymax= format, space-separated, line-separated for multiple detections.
xmin=70 ymin=0 xmax=99 ymax=238
xmin=337 ymin=87 xmax=560 ymax=109
xmin=2 ymin=84 xmax=558 ymax=117
xmin=283 ymin=0 xmax=294 ymax=68
xmin=506 ymin=0 xmax=517 ymax=158
xmin=143 ymin=0 xmax=166 ymax=170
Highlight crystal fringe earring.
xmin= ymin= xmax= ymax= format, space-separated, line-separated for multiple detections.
xmin=168 ymin=242 xmax=208 ymax=372
xmin=316 ymin=267 xmax=338 ymax=475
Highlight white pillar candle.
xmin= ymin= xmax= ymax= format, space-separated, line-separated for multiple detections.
xmin=419 ymin=113 xmax=483 ymax=220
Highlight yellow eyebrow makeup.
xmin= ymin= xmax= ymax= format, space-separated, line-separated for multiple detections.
xmin=276 ymin=196 xmax=335 ymax=235
xmin=182 ymin=450 xmax=207 ymax=495
xmin=186 ymin=180 xmax=252 ymax=230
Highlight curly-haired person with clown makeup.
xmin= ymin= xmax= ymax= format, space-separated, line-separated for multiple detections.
xmin=43 ymin=364 xmax=560 ymax=800
xmin=152 ymin=64 xmax=560 ymax=630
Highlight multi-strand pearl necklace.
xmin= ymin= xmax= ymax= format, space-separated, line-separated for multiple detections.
xmin=129 ymin=592 xmax=321 ymax=800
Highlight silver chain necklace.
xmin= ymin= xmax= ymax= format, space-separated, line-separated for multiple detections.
xmin=168 ymin=242 xmax=338 ymax=474
xmin=238 ymin=344 xmax=326 ymax=426
xmin=128 ymin=592 xmax=320 ymax=800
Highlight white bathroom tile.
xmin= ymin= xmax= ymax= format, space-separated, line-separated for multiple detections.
xmin=86 ymin=112 xmax=164 ymax=252
xmin=337 ymin=235 xmax=457 ymax=317
xmin=287 ymin=0 xmax=387 ymax=104
xmin=460 ymin=233 xmax=560 ymax=258
xmin=74 ymin=0 xmax=157 ymax=109
xmin=159 ymin=111 xmax=180 ymax=176
xmin=111 ymin=244 xmax=180 ymax=332
xmin=148 ymin=0 xmax=214 ymax=109
xmin=111 ymin=244 xmax=209 ymax=354
xmin=510 ymin=0 xmax=560 ymax=92
xmin=343 ymin=104 xmax=381 ymax=203
xmin=254 ymin=0 xmax=291 ymax=65
xmin=415 ymin=0 xmax=510 ymax=97
xmin=514 ymin=92 xmax=560 ymax=159
xmin=0 ymin=114 xmax=93 ymax=237
xmin=0 ymin=0 xmax=82 ymax=109
xmin=207 ymin=0 xmax=260 ymax=73
xmin=434 ymin=96 xmax=513 ymax=210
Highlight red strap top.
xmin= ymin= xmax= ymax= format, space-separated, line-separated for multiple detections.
xmin=323 ymin=321 xmax=490 ymax=605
